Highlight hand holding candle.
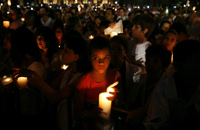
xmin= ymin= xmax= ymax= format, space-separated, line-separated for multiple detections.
xmin=98 ymin=81 xmax=119 ymax=120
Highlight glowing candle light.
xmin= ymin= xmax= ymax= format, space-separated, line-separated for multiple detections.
xmin=17 ymin=77 xmax=28 ymax=89
xmin=98 ymin=81 xmax=118 ymax=119
xmin=3 ymin=21 xmax=10 ymax=28
xmin=1 ymin=75 xmax=13 ymax=86
xmin=89 ymin=35 xmax=94 ymax=40
xmin=171 ymin=52 xmax=173 ymax=63
xmin=7 ymin=0 xmax=11 ymax=6
xmin=110 ymin=32 xmax=118 ymax=38
xmin=21 ymin=18 xmax=25 ymax=21
xmin=61 ymin=64 xmax=69 ymax=70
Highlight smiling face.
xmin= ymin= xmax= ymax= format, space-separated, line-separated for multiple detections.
xmin=90 ymin=49 xmax=111 ymax=74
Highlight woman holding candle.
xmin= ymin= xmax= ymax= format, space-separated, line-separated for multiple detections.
xmin=35 ymin=26 xmax=62 ymax=82
xmin=18 ymin=33 xmax=91 ymax=130
xmin=73 ymin=36 xmax=121 ymax=130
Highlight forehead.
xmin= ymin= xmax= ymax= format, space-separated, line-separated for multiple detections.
xmin=91 ymin=49 xmax=110 ymax=56
xmin=165 ymin=33 xmax=177 ymax=38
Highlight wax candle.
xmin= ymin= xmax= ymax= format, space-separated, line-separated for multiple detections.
xmin=17 ymin=77 xmax=28 ymax=89
xmin=3 ymin=21 xmax=10 ymax=28
xmin=61 ymin=64 xmax=69 ymax=70
xmin=171 ymin=53 xmax=173 ymax=63
xmin=98 ymin=81 xmax=119 ymax=120
xmin=1 ymin=75 xmax=13 ymax=86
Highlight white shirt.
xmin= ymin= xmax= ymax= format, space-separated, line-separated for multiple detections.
xmin=133 ymin=41 xmax=151 ymax=66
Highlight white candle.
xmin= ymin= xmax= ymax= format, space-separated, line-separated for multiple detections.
xmin=98 ymin=81 xmax=119 ymax=120
xmin=17 ymin=77 xmax=28 ymax=89
xmin=3 ymin=21 xmax=10 ymax=28
xmin=1 ymin=75 xmax=13 ymax=86
xmin=99 ymin=92 xmax=113 ymax=119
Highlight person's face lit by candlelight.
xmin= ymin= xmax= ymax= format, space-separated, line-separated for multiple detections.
xmin=91 ymin=49 xmax=111 ymax=74
xmin=36 ymin=35 xmax=47 ymax=50
xmin=55 ymin=27 xmax=63 ymax=40
xmin=162 ymin=31 xmax=177 ymax=52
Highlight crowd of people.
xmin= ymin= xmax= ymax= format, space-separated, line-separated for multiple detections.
xmin=0 ymin=3 xmax=200 ymax=130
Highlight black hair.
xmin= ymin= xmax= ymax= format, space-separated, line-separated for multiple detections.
xmin=170 ymin=22 xmax=187 ymax=35
xmin=10 ymin=27 xmax=41 ymax=68
xmin=35 ymin=26 xmax=58 ymax=63
xmin=132 ymin=14 xmax=155 ymax=38
xmin=173 ymin=40 xmax=200 ymax=69
xmin=110 ymin=36 xmax=128 ymax=53
xmin=88 ymin=36 xmax=111 ymax=56
xmin=160 ymin=20 xmax=171 ymax=29
xmin=64 ymin=32 xmax=91 ymax=73
xmin=146 ymin=44 xmax=171 ymax=69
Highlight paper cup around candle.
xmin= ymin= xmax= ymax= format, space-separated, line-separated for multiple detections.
xmin=1 ymin=75 xmax=13 ymax=86
xmin=17 ymin=77 xmax=28 ymax=89
xmin=3 ymin=21 xmax=10 ymax=28
xmin=99 ymin=92 xmax=113 ymax=119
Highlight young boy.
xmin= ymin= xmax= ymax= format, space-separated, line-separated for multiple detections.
xmin=127 ymin=14 xmax=155 ymax=67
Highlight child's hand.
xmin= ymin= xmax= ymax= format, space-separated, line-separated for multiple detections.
xmin=106 ymin=88 xmax=119 ymax=101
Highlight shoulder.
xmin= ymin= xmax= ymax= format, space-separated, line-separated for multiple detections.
xmin=76 ymin=73 xmax=91 ymax=89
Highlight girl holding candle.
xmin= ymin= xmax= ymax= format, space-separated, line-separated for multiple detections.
xmin=73 ymin=36 xmax=121 ymax=130
xmin=18 ymin=32 xmax=91 ymax=130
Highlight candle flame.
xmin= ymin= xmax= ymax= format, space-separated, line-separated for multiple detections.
xmin=61 ymin=64 xmax=69 ymax=70
xmin=107 ymin=81 xmax=119 ymax=93
xmin=89 ymin=35 xmax=94 ymax=40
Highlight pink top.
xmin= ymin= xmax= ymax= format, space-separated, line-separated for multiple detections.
xmin=76 ymin=69 xmax=121 ymax=102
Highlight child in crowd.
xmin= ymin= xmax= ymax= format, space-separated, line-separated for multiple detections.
xmin=73 ymin=36 xmax=121 ymax=130
xmin=127 ymin=14 xmax=155 ymax=67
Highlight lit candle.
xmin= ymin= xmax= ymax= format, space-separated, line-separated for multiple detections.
xmin=21 ymin=18 xmax=25 ymax=21
xmin=1 ymin=75 xmax=13 ymax=86
xmin=98 ymin=81 xmax=118 ymax=119
xmin=61 ymin=64 xmax=69 ymax=70
xmin=89 ymin=35 xmax=94 ymax=40
xmin=110 ymin=32 xmax=118 ymax=38
xmin=3 ymin=21 xmax=10 ymax=28
xmin=17 ymin=77 xmax=28 ymax=89
xmin=171 ymin=52 xmax=173 ymax=63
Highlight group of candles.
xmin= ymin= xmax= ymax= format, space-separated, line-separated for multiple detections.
xmin=0 ymin=75 xmax=28 ymax=89
xmin=1 ymin=64 xmax=117 ymax=120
